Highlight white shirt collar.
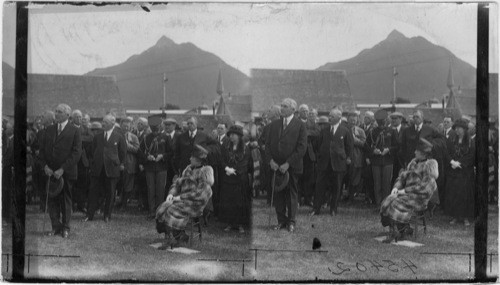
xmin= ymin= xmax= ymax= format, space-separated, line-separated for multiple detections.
xmin=105 ymin=126 xmax=114 ymax=139
xmin=444 ymin=127 xmax=451 ymax=133
xmin=416 ymin=123 xmax=423 ymax=130
xmin=59 ymin=120 xmax=68 ymax=131
xmin=219 ymin=133 xmax=226 ymax=139
xmin=331 ymin=121 xmax=340 ymax=133
xmin=168 ymin=130 xmax=176 ymax=138
xmin=190 ymin=129 xmax=197 ymax=137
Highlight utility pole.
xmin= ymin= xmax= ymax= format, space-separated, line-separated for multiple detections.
xmin=162 ymin=73 xmax=168 ymax=114
xmin=392 ymin=67 xmax=397 ymax=105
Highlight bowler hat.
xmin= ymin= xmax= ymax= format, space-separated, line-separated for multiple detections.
xmin=273 ymin=170 xmax=290 ymax=193
xmin=90 ymin=122 xmax=102 ymax=130
xmin=226 ymin=125 xmax=244 ymax=137
xmin=47 ymin=176 xmax=64 ymax=198
xmin=317 ymin=116 xmax=330 ymax=125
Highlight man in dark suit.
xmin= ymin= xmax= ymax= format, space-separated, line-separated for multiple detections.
xmin=34 ymin=111 xmax=55 ymax=212
xmin=174 ymin=116 xmax=217 ymax=174
xmin=401 ymin=110 xmax=444 ymax=166
xmin=85 ymin=114 xmax=127 ymax=222
xmin=258 ymin=105 xmax=281 ymax=205
xmin=443 ymin=116 xmax=457 ymax=142
xmin=117 ymin=117 xmax=139 ymax=209
xmin=265 ymin=98 xmax=307 ymax=232
xmin=216 ymin=123 xmax=230 ymax=147
xmin=297 ymin=104 xmax=320 ymax=207
xmin=134 ymin=117 xmax=149 ymax=211
xmin=39 ymin=104 xmax=82 ymax=238
xmin=389 ymin=112 xmax=406 ymax=185
xmin=310 ymin=108 xmax=353 ymax=216
xmin=71 ymin=109 xmax=93 ymax=214
xmin=162 ymin=118 xmax=181 ymax=194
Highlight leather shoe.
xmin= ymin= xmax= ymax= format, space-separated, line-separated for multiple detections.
xmin=288 ymin=224 xmax=295 ymax=233
xmin=309 ymin=211 xmax=319 ymax=216
xmin=47 ymin=229 xmax=62 ymax=236
xmin=273 ymin=223 xmax=287 ymax=230
xmin=62 ymin=230 xmax=69 ymax=238
xmin=104 ymin=217 xmax=110 ymax=223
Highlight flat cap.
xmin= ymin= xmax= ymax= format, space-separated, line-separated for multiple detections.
xmin=390 ymin=112 xmax=404 ymax=118
xmin=163 ymin=117 xmax=177 ymax=125
xmin=317 ymin=116 xmax=330 ymax=124
xmin=90 ymin=122 xmax=102 ymax=129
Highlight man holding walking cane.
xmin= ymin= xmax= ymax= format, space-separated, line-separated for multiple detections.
xmin=38 ymin=104 xmax=82 ymax=238
xmin=265 ymin=98 xmax=307 ymax=233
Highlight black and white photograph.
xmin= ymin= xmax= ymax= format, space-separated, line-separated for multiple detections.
xmin=1 ymin=1 xmax=499 ymax=281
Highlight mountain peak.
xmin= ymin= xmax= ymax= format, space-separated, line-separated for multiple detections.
xmin=386 ymin=30 xmax=406 ymax=41
xmin=155 ymin=35 xmax=176 ymax=47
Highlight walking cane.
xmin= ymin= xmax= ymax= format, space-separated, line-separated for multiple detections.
xmin=42 ymin=176 xmax=50 ymax=234
xmin=267 ymin=171 xmax=276 ymax=227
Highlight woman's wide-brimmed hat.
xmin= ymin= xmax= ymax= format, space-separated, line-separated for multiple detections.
xmin=416 ymin=137 xmax=433 ymax=154
xmin=273 ymin=170 xmax=290 ymax=192
xmin=47 ymin=176 xmax=64 ymax=198
xmin=191 ymin=144 xmax=209 ymax=160
xmin=226 ymin=125 xmax=244 ymax=137
xmin=453 ymin=118 xmax=469 ymax=131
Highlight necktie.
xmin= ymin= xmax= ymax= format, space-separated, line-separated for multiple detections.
xmin=283 ymin=118 xmax=288 ymax=129
xmin=57 ymin=124 xmax=62 ymax=136
xmin=190 ymin=132 xmax=194 ymax=139
xmin=104 ymin=131 xmax=108 ymax=141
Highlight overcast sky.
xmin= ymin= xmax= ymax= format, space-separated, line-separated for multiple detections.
xmin=2 ymin=2 xmax=498 ymax=75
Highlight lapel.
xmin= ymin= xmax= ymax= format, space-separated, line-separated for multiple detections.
xmin=55 ymin=123 xmax=70 ymax=144
xmin=281 ymin=117 xmax=295 ymax=138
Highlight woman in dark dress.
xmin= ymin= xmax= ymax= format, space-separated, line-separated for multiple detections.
xmin=444 ymin=119 xmax=475 ymax=226
xmin=219 ymin=125 xmax=252 ymax=233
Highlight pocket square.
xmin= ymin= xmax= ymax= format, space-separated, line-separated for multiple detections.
xmin=114 ymin=142 xmax=118 ymax=145
xmin=340 ymin=136 xmax=344 ymax=139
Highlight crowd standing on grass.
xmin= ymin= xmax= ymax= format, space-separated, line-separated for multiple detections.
xmin=1 ymin=99 xmax=499 ymax=244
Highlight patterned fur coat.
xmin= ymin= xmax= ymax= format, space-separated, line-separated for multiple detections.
xmin=380 ymin=158 xmax=438 ymax=224
xmin=156 ymin=165 xmax=214 ymax=230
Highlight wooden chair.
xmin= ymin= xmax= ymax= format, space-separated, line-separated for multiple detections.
xmin=188 ymin=215 xmax=203 ymax=247
xmin=410 ymin=209 xmax=427 ymax=239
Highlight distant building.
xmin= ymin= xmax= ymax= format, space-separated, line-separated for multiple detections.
xmin=8 ymin=74 xmax=125 ymax=118
xmin=249 ymin=68 xmax=354 ymax=115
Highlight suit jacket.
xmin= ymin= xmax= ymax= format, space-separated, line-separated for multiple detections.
xmin=349 ymin=125 xmax=366 ymax=168
xmin=401 ymin=124 xmax=444 ymax=165
xmin=444 ymin=128 xmax=457 ymax=143
xmin=174 ymin=130 xmax=216 ymax=173
xmin=123 ymin=131 xmax=140 ymax=174
xmin=139 ymin=132 xmax=172 ymax=172
xmin=391 ymin=124 xmax=406 ymax=167
xmin=165 ymin=130 xmax=181 ymax=170
xmin=265 ymin=117 xmax=307 ymax=174
xmin=366 ymin=126 xmax=398 ymax=166
xmin=302 ymin=119 xmax=320 ymax=162
xmin=90 ymin=128 xmax=127 ymax=178
xmin=39 ymin=122 xmax=82 ymax=180
xmin=316 ymin=124 xmax=354 ymax=172
xmin=75 ymin=124 xmax=94 ymax=168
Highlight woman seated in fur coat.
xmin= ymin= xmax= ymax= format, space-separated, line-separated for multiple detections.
xmin=380 ymin=138 xmax=439 ymax=243
xmin=155 ymin=144 xmax=214 ymax=246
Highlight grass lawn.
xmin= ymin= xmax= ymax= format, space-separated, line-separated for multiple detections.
xmin=251 ymin=198 xmax=499 ymax=281
xmin=2 ymin=205 xmax=253 ymax=281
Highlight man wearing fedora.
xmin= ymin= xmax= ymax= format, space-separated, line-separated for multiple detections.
xmin=85 ymin=114 xmax=127 ymax=223
xmin=265 ymin=98 xmax=307 ymax=233
xmin=39 ymin=104 xmax=82 ymax=238
xmin=310 ymin=108 xmax=353 ymax=216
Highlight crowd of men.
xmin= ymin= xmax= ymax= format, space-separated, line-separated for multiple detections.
xmin=1 ymin=98 xmax=499 ymax=238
